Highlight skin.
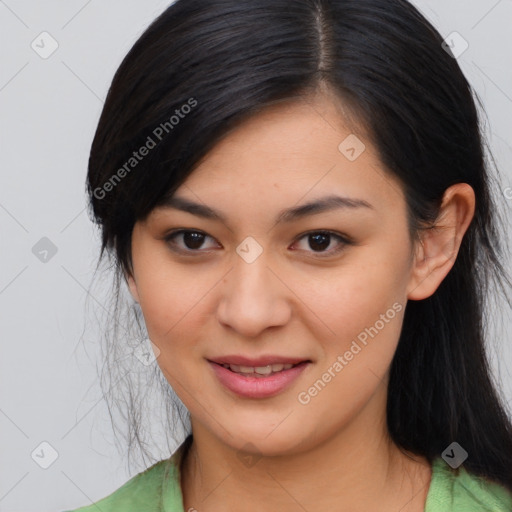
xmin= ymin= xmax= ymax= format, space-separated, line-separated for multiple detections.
xmin=126 ymin=88 xmax=475 ymax=512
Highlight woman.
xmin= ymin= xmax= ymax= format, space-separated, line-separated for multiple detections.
xmin=66 ymin=0 xmax=512 ymax=510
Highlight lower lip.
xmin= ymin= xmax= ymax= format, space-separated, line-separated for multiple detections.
xmin=208 ymin=361 xmax=310 ymax=399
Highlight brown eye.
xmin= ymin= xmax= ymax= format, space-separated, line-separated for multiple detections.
xmin=307 ymin=233 xmax=331 ymax=251
xmin=292 ymin=231 xmax=351 ymax=257
xmin=164 ymin=230 xmax=220 ymax=253
xmin=181 ymin=231 xmax=206 ymax=250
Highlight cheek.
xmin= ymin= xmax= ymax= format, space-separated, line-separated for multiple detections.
xmin=134 ymin=255 xmax=208 ymax=347
xmin=304 ymin=255 xmax=407 ymax=342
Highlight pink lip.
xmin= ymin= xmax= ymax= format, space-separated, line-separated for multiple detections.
xmin=208 ymin=360 xmax=310 ymax=399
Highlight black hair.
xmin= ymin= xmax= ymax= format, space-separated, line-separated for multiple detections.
xmin=85 ymin=0 xmax=512 ymax=490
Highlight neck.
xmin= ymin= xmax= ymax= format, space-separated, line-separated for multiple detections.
xmin=180 ymin=384 xmax=432 ymax=512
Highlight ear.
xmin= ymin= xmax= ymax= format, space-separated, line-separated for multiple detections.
xmin=407 ymin=183 xmax=475 ymax=301
xmin=125 ymin=270 xmax=140 ymax=303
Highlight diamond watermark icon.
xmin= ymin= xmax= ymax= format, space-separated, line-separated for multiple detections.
xmin=133 ymin=338 xmax=161 ymax=366
xmin=441 ymin=32 xmax=469 ymax=59
xmin=338 ymin=134 xmax=366 ymax=162
xmin=31 ymin=31 xmax=59 ymax=59
xmin=441 ymin=442 xmax=468 ymax=469
xmin=32 ymin=237 xmax=58 ymax=263
xmin=31 ymin=441 xmax=59 ymax=469
xmin=236 ymin=236 xmax=263 ymax=264
xmin=236 ymin=442 xmax=262 ymax=468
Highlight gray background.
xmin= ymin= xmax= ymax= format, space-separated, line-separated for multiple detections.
xmin=1 ymin=1 xmax=511 ymax=511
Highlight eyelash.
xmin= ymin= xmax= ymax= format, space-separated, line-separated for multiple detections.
xmin=163 ymin=229 xmax=352 ymax=258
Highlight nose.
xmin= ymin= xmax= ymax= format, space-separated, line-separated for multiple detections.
xmin=215 ymin=250 xmax=291 ymax=339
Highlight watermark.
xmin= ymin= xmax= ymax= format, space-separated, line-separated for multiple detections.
xmin=297 ymin=301 xmax=403 ymax=405
xmin=236 ymin=442 xmax=263 ymax=468
xmin=133 ymin=337 xmax=161 ymax=366
xmin=236 ymin=236 xmax=263 ymax=264
xmin=338 ymin=134 xmax=366 ymax=162
xmin=31 ymin=31 xmax=59 ymax=59
xmin=504 ymin=187 xmax=512 ymax=201
xmin=441 ymin=442 xmax=468 ymax=469
xmin=441 ymin=31 xmax=469 ymax=59
xmin=32 ymin=236 xmax=58 ymax=263
xmin=31 ymin=441 xmax=59 ymax=469
xmin=93 ymin=97 xmax=198 ymax=200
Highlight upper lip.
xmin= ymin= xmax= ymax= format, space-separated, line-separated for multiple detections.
xmin=208 ymin=355 xmax=310 ymax=366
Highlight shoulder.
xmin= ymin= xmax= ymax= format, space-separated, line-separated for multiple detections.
xmin=425 ymin=457 xmax=512 ymax=512
xmin=62 ymin=436 xmax=192 ymax=512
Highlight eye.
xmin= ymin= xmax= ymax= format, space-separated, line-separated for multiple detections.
xmin=291 ymin=230 xmax=350 ymax=257
xmin=163 ymin=229 xmax=351 ymax=257
xmin=164 ymin=229 xmax=220 ymax=254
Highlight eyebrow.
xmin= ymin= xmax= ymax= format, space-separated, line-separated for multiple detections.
xmin=157 ymin=194 xmax=374 ymax=225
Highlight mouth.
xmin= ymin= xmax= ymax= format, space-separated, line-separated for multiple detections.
xmin=215 ymin=361 xmax=304 ymax=378
xmin=207 ymin=357 xmax=312 ymax=398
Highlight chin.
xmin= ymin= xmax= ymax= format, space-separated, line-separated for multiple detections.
xmin=219 ymin=424 xmax=313 ymax=458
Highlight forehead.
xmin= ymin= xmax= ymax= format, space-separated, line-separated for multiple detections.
xmin=183 ymin=93 xmax=403 ymax=207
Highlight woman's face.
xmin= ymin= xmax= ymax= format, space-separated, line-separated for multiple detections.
xmin=127 ymin=92 xmax=424 ymax=455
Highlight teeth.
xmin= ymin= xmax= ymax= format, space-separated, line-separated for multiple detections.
xmin=221 ymin=363 xmax=295 ymax=375
xmin=255 ymin=365 xmax=272 ymax=375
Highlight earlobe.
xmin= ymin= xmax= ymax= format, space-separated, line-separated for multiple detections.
xmin=406 ymin=183 xmax=475 ymax=301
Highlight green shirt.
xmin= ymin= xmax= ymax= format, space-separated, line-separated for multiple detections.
xmin=64 ymin=436 xmax=512 ymax=511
